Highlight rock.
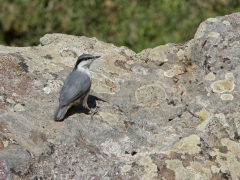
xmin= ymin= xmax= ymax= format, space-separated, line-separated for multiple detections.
xmin=0 ymin=13 xmax=240 ymax=179
xmin=0 ymin=145 xmax=30 ymax=179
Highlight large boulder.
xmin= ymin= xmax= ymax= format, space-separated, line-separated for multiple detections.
xmin=0 ymin=12 xmax=240 ymax=179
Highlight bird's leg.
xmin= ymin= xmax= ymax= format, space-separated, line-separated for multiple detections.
xmin=90 ymin=107 xmax=98 ymax=120
xmin=82 ymin=94 xmax=98 ymax=119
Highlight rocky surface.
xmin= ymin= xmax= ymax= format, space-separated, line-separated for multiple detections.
xmin=0 ymin=12 xmax=240 ymax=179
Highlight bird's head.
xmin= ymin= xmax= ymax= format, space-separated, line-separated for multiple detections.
xmin=74 ymin=54 xmax=100 ymax=69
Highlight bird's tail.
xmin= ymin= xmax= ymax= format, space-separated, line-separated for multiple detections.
xmin=54 ymin=105 xmax=68 ymax=121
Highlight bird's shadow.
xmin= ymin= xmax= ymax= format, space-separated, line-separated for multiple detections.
xmin=63 ymin=95 xmax=106 ymax=120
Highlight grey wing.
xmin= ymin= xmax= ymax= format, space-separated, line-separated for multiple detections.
xmin=59 ymin=70 xmax=91 ymax=106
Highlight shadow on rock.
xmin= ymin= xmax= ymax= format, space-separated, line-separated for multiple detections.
xmin=63 ymin=95 xmax=107 ymax=120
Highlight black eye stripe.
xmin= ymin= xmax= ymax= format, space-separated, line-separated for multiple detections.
xmin=74 ymin=54 xmax=100 ymax=69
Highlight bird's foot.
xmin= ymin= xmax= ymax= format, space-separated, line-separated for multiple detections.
xmin=90 ymin=107 xmax=98 ymax=120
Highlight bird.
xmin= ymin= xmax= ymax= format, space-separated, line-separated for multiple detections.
xmin=54 ymin=54 xmax=100 ymax=121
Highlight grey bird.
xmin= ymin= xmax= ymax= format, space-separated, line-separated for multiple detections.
xmin=54 ymin=54 xmax=100 ymax=121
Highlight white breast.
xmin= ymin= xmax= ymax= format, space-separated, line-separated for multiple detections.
xmin=77 ymin=65 xmax=91 ymax=79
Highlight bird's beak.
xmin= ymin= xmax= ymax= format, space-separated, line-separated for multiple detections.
xmin=94 ymin=56 xmax=101 ymax=59
xmin=90 ymin=56 xmax=100 ymax=64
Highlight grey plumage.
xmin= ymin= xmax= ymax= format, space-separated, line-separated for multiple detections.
xmin=54 ymin=105 xmax=68 ymax=121
xmin=54 ymin=54 xmax=100 ymax=121
xmin=59 ymin=69 xmax=91 ymax=106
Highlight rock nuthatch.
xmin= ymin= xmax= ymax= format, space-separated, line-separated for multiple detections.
xmin=54 ymin=54 xmax=100 ymax=121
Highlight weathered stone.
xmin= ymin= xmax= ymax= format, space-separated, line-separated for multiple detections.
xmin=0 ymin=12 xmax=240 ymax=179
xmin=0 ymin=145 xmax=30 ymax=177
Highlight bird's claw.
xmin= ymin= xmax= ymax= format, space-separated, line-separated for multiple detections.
xmin=90 ymin=107 xmax=98 ymax=120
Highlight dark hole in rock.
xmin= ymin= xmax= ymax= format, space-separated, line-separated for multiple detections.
xmin=131 ymin=151 xmax=137 ymax=156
